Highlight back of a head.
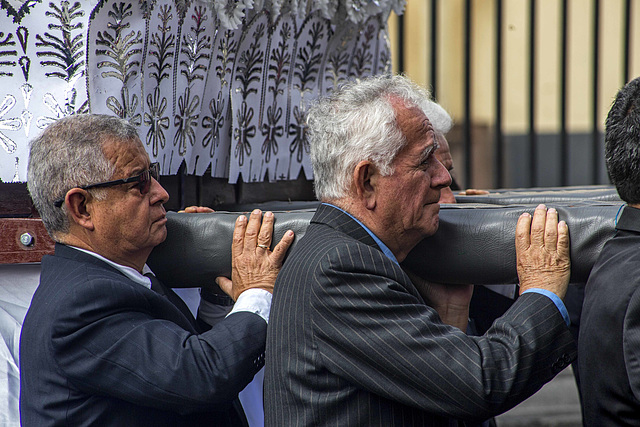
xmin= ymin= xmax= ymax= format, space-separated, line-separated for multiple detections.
xmin=605 ymin=77 xmax=640 ymax=204
xmin=27 ymin=114 xmax=139 ymax=239
xmin=423 ymin=100 xmax=453 ymax=135
xmin=307 ymin=74 xmax=433 ymax=201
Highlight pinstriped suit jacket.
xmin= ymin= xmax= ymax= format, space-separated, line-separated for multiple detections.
xmin=264 ymin=204 xmax=576 ymax=426
xmin=20 ymin=244 xmax=263 ymax=426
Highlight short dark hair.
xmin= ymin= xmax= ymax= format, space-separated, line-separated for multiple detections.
xmin=605 ymin=77 xmax=640 ymax=204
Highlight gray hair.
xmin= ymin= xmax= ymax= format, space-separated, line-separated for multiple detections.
xmin=308 ymin=74 xmax=437 ymax=201
xmin=27 ymin=114 xmax=139 ymax=239
xmin=423 ymin=99 xmax=453 ymax=135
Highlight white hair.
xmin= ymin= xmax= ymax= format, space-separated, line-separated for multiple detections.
xmin=308 ymin=74 xmax=445 ymax=201
xmin=423 ymin=99 xmax=453 ymax=135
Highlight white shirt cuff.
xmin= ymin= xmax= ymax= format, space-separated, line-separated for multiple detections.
xmin=227 ymin=289 xmax=272 ymax=323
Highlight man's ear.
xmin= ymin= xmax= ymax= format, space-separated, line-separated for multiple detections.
xmin=353 ymin=160 xmax=378 ymax=210
xmin=65 ymin=189 xmax=95 ymax=231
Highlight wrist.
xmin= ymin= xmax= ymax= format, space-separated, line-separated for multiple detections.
xmin=435 ymin=305 xmax=470 ymax=332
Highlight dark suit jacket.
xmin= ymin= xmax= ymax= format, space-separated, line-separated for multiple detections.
xmin=579 ymin=206 xmax=640 ymax=426
xmin=264 ymin=204 xmax=576 ymax=426
xmin=20 ymin=244 xmax=265 ymax=426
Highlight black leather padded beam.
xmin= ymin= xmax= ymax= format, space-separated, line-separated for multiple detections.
xmin=454 ymin=185 xmax=620 ymax=205
xmin=148 ymin=209 xmax=315 ymax=290
xmin=403 ymin=201 xmax=622 ymax=285
xmin=147 ymin=197 xmax=624 ymax=290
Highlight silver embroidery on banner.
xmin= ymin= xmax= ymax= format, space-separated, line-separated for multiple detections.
xmin=0 ymin=0 xmax=398 ymax=183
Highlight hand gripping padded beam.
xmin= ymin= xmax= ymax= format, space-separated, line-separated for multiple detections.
xmin=402 ymin=201 xmax=621 ymax=285
xmin=147 ymin=198 xmax=624 ymax=290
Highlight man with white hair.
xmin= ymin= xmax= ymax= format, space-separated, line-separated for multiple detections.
xmin=264 ymin=74 xmax=577 ymax=426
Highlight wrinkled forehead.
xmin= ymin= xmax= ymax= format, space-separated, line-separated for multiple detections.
xmin=101 ymin=137 xmax=149 ymax=176
xmin=389 ymin=96 xmax=433 ymax=135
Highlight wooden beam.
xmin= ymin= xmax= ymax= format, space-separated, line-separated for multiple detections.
xmin=0 ymin=218 xmax=54 ymax=264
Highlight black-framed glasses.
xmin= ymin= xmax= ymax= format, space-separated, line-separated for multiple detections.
xmin=54 ymin=162 xmax=160 ymax=208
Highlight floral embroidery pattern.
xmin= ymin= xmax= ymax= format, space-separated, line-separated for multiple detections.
xmin=95 ymin=1 xmax=142 ymax=125
xmin=260 ymin=22 xmax=291 ymax=165
xmin=0 ymin=30 xmax=17 ymax=78
xmin=144 ymin=4 xmax=175 ymax=157
xmin=144 ymin=88 xmax=170 ymax=156
xmin=35 ymin=1 xmax=85 ymax=82
xmin=174 ymin=86 xmax=199 ymax=155
xmin=288 ymin=105 xmax=308 ymax=165
xmin=215 ymin=29 xmax=236 ymax=87
xmin=148 ymin=5 xmax=175 ymax=85
xmin=202 ymin=92 xmax=225 ymax=157
xmin=0 ymin=96 xmax=20 ymax=154
xmin=351 ymin=22 xmax=376 ymax=78
xmin=294 ymin=21 xmax=324 ymax=109
xmin=234 ymin=101 xmax=254 ymax=167
xmin=232 ymin=21 xmax=265 ymax=170
xmin=0 ymin=0 xmax=396 ymax=183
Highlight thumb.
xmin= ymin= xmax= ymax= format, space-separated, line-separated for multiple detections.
xmin=216 ymin=276 xmax=234 ymax=300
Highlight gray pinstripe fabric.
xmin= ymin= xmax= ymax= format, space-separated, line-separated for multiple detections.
xmin=265 ymin=204 xmax=576 ymax=426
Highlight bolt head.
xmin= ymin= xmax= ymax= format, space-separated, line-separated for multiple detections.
xmin=20 ymin=233 xmax=34 ymax=247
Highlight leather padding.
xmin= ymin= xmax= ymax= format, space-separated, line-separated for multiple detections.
xmin=403 ymin=201 xmax=621 ymax=285
xmin=455 ymin=185 xmax=620 ymax=205
xmin=147 ymin=188 xmax=623 ymax=289
xmin=148 ymin=210 xmax=315 ymax=291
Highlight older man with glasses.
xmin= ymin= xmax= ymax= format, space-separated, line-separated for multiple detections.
xmin=52 ymin=162 xmax=161 ymax=208
xmin=20 ymin=114 xmax=294 ymax=426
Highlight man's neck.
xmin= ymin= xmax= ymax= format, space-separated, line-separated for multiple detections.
xmin=324 ymin=199 xmax=412 ymax=263
xmin=59 ymin=233 xmax=147 ymax=273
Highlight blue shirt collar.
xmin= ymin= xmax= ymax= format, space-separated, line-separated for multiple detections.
xmin=322 ymin=203 xmax=399 ymax=265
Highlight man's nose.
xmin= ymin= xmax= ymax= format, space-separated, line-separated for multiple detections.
xmin=150 ymin=177 xmax=170 ymax=204
xmin=433 ymin=159 xmax=452 ymax=189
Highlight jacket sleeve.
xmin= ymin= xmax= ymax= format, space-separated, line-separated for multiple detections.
xmin=624 ymin=285 xmax=640 ymax=402
xmin=310 ymin=244 xmax=576 ymax=422
xmin=50 ymin=273 xmax=266 ymax=413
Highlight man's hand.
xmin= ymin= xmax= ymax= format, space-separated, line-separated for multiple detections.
xmin=516 ymin=204 xmax=571 ymax=299
xmin=457 ymin=188 xmax=490 ymax=196
xmin=217 ymin=209 xmax=294 ymax=300
xmin=407 ymin=270 xmax=473 ymax=332
xmin=178 ymin=206 xmax=215 ymax=213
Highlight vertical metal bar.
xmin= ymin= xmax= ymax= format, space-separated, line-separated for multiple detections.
xmin=430 ymin=0 xmax=438 ymax=99
xmin=623 ymin=0 xmax=631 ymax=83
xmin=560 ymin=0 xmax=569 ymax=186
xmin=397 ymin=14 xmax=405 ymax=74
xmin=592 ymin=0 xmax=600 ymax=184
xmin=495 ymin=0 xmax=504 ymax=188
xmin=529 ymin=0 xmax=537 ymax=187
xmin=464 ymin=0 xmax=473 ymax=187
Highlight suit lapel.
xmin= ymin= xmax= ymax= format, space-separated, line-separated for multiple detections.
xmin=53 ymin=243 xmax=199 ymax=331
xmin=312 ymin=204 xmax=426 ymax=304
xmin=146 ymin=273 xmax=199 ymax=331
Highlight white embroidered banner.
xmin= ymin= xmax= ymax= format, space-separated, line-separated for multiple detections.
xmin=0 ymin=0 xmax=402 ymax=183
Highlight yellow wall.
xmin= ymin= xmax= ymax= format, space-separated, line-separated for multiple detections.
xmin=389 ymin=0 xmax=640 ymax=134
